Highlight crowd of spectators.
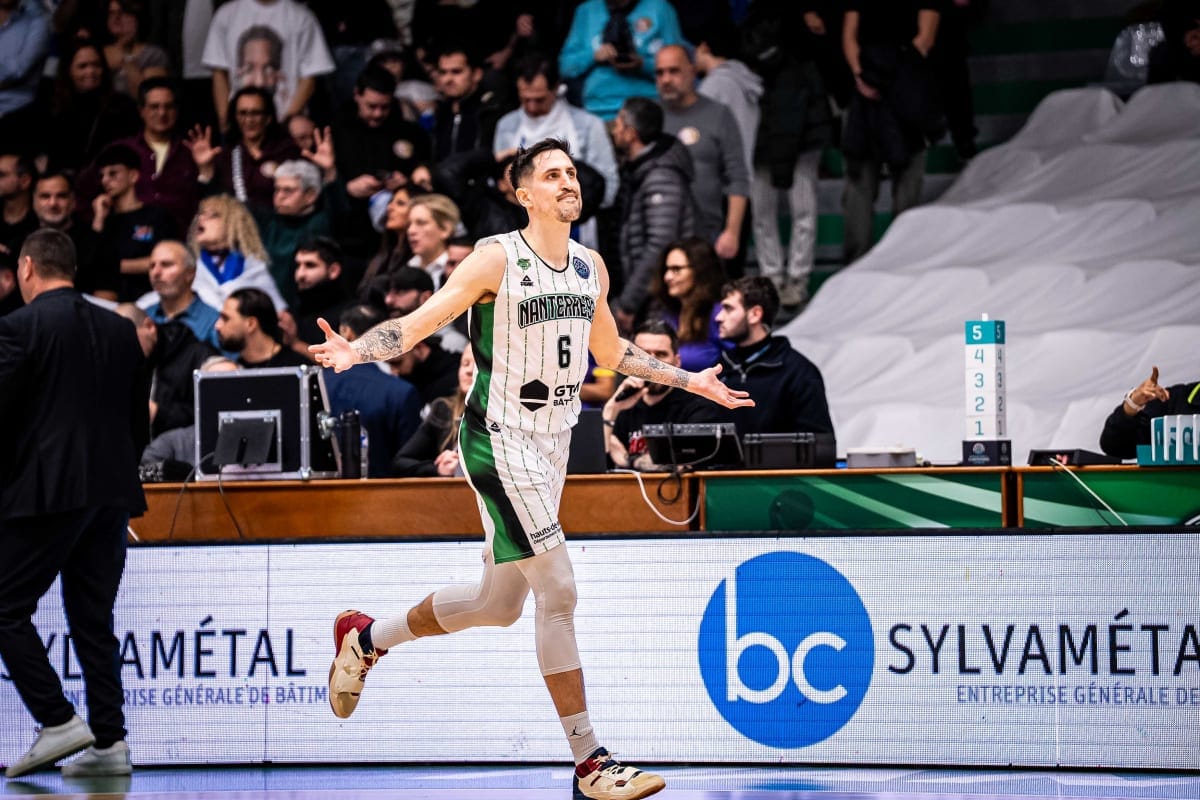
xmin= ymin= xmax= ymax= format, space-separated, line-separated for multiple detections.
xmin=18 ymin=0 xmax=1187 ymax=476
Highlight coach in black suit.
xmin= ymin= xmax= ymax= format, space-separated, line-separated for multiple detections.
xmin=0 ymin=229 xmax=148 ymax=778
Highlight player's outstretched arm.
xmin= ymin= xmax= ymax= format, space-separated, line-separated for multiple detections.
xmin=310 ymin=244 xmax=505 ymax=371
xmin=587 ymin=249 xmax=754 ymax=411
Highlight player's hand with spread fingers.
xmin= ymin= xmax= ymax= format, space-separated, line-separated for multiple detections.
xmin=690 ymin=364 xmax=754 ymax=410
xmin=309 ymin=317 xmax=358 ymax=372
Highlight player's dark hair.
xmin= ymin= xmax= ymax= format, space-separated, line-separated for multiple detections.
xmin=508 ymin=138 xmax=574 ymax=191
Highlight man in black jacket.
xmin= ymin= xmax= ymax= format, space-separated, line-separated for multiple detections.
xmin=1099 ymin=366 xmax=1200 ymax=459
xmin=0 ymin=229 xmax=147 ymax=778
xmin=715 ymin=275 xmax=834 ymax=437
xmin=610 ymin=96 xmax=697 ymax=332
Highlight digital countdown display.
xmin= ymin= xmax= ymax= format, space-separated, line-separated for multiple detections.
xmin=2 ymin=534 xmax=1197 ymax=769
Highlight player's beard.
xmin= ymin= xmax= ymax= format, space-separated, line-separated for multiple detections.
xmin=554 ymin=195 xmax=581 ymax=223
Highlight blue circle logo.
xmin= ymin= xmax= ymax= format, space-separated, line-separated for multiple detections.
xmin=572 ymin=256 xmax=590 ymax=279
xmin=698 ymin=551 xmax=874 ymax=748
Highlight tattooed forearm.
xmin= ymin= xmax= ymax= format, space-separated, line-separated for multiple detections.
xmin=352 ymin=320 xmax=406 ymax=363
xmin=616 ymin=342 xmax=691 ymax=389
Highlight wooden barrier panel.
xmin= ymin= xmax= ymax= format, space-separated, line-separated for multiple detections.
xmin=134 ymin=474 xmax=697 ymax=543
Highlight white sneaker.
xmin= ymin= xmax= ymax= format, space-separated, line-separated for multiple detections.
xmin=62 ymin=741 xmax=132 ymax=777
xmin=328 ymin=610 xmax=387 ymax=719
xmin=5 ymin=715 xmax=95 ymax=778
xmin=573 ymin=747 xmax=665 ymax=800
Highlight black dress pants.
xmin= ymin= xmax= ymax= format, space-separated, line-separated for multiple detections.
xmin=0 ymin=506 xmax=129 ymax=747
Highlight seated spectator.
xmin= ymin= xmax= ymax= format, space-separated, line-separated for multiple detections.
xmin=610 ymin=96 xmax=697 ymax=332
xmin=140 ymin=356 xmax=239 ymax=468
xmin=432 ymin=150 xmax=527 ymax=241
xmin=286 ymin=112 xmax=317 ymax=154
xmin=115 ymin=302 xmax=218 ymax=437
xmin=493 ymin=52 xmax=619 ymax=248
xmin=188 ymin=193 xmax=287 ymax=310
xmin=646 ymin=237 xmax=729 ymax=372
xmin=103 ymin=0 xmax=169 ymax=99
xmin=33 ymin=170 xmax=113 ymax=301
xmin=91 ymin=143 xmax=180 ymax=301
xmin=391 ymin=345 xmax=474 ymax=477
xmin=45 ymin=38 xmax=141 ymax=172
xmin=407 ymin=193 xmax=460 ymax=289
xmin=331 ymin=64 xmax=431 ymax=261
xmin=287 ymin=236 xmax=350 ymax=356
xmin=323 ymin=304 xmax=421 ymax=478
xmin=559 ymin=0 xmax=685 ymax=121
xmin=603 ymin=320 xmax=727 ymax=471
xmin=0 ymin=151 xmax=37 ymax=255
xmin=716 ymin=276 xmax=834 ymax=437
xmin=216 ymin=286 xmax=307 ymax=368
xmin=95 ymin=77 xmax=201 ymax=232
xmin=202 ymin=0 xmax=335 ymax=131
xmin=381 ymin=262 xmax=467 ymax=353
xmin=430 ymin=42 xmax=503 ymax=161
xmin=362 ymin=184 xmax=416 ymax=289
xmin=194 ymin=86 xmax=301 ymax=215
xmin=383 ymin=265 xmax=433 ymax=319
xmin=366 ymin=39 xmax=439 ymax=122
xmin=140 ymin=240 xmax=222 ymax=351
xmin=254 ymin=158 xmax=336 ymax=307
xmin=0 ymin=0 xmax=51 ymax=154
xmin=1148 ymin=2 xmax=1200 ymax=84
xmin=0 ymin=250 xmax=20 ymax=316
xmin=1100 ymin=366 xmax=1200 ymax=458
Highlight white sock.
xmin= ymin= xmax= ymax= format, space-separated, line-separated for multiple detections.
xmin=371 ymin=613 xmax=417 ymax=650
xmin=560 ymin=710 xmax=600 ymax=764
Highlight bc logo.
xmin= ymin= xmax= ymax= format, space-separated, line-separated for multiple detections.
xmin=698 ymin=552 xmax=874 ymax=748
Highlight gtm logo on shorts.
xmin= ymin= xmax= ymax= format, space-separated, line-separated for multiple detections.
xmin=698 ymin=551 xmax=874 ymax=748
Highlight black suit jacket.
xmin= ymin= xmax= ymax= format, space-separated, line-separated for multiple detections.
xmin=0 ymin=288 xmax=148 ymax=521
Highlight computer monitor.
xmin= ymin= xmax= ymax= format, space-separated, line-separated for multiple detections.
xmin=642 ymin=422 xmax=743 ymax=469
xmin=194 ymin=366 xmax=338 ymax=480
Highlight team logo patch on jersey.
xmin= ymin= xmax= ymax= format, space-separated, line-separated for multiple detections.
xmin=572 ymin=256 xmax=590 ymax=279
xmin=520 ymin=274 xmax=534 ymax=287
xmin=517 ymin=257 xmax=532 ymax=270
xmin=519 ymin=379 xmax=550 ymax=412
xmin=516 ymin=293 xmax=596 ymax=328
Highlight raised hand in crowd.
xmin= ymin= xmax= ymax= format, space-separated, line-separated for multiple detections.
xmin=301 ymin=125 xmax=337 ymax=181
xmin=92 ymin=193 xmax=113 ymax=232
xmin=184 ymin=125 xmax=223 ymax=180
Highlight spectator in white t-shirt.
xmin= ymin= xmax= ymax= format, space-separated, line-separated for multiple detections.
xmin=202 ymin=0 xmax=335 ymax=131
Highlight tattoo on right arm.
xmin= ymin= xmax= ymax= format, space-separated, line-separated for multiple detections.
xmin=616 ymin=342 xmax=690 ymax=390
xmin=353 ymin=320 xmax=406 ymax=363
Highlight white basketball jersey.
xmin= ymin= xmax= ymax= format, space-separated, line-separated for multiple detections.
xmin=467 ymin=231 xmax=600 ymax=434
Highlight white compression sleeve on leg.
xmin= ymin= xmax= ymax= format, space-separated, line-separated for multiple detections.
xmin=430 ymin=548 xmax=531 ymax=632
xmin=515 ymin=545 xmax=581 ymax=676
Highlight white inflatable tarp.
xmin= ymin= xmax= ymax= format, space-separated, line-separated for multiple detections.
xmin=780 ymin=83 xmax=1200 ymax=463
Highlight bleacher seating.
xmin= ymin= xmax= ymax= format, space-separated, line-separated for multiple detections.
xmin=782 ymin=82 xmax=1200 ymax=463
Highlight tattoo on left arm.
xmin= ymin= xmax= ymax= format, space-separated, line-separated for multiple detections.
xmin=616 ymin=342 xmax=690 ymax=390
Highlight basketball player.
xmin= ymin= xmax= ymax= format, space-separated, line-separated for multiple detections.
xmin=310 ymin=137 xmax=752 ymax=800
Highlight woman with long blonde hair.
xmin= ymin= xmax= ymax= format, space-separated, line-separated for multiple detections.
xmin=186 ymin=193 xmax=287 ymax=310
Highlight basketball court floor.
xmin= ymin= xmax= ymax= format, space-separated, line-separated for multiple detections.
xmin=3 ymin=763 xmax=1199 ymax=799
